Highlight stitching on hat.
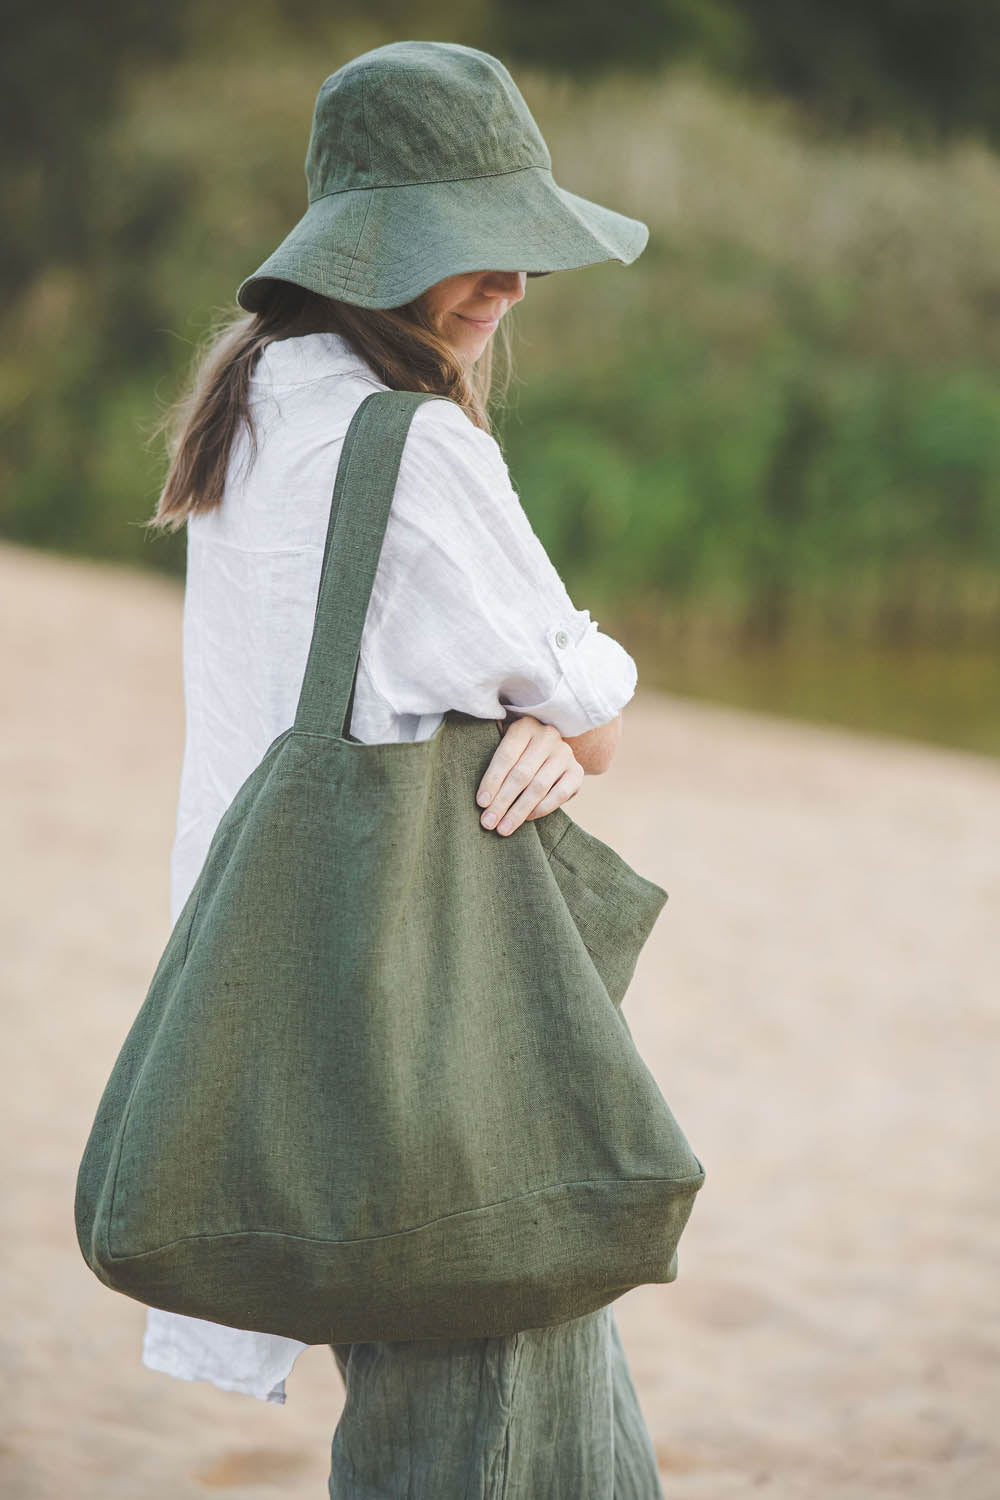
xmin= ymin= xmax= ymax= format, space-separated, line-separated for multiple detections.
xmin=343 ymin=67 xmax=374 ymax=293
xmin=308 ymin=161 xmax=551 ymax=206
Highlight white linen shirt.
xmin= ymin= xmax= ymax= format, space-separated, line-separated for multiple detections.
xmin=141 ymin=330 xmax=639 ymax=1404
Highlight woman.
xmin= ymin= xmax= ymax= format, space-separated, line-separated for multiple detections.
xmin=144 ymin=39 xmax=663 ymax=1499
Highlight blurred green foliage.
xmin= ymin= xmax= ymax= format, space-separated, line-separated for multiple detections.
xmin=732 ymin=0 xmax=1000 ymax=143
xmin=0 ymin=0 xmax=192 ymax=296
xmin=4 ymin=3 xmax=1000 ymax=660
xmin=499 ymin=341 xmax=1000 ymax=650
xmin=494 ymin=0 xmax=1000 ymax=145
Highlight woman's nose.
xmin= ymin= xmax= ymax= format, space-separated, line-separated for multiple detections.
xmin=483 ymin=270 xmax=526 ymax=302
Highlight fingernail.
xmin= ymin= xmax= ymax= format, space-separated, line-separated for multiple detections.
xmin=482 ymin=811 xmax=496 ymax=828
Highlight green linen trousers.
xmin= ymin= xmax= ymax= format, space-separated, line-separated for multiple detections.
xmin=328 ymin=1301 xmax=664 ymax=1498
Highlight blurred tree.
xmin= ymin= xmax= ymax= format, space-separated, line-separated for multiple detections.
xmin=482 ymin=0 xmax=749 ymax=80
xmin=487 ymin=0 xmax=1000 ymax=145
xmin=735 ymin=0 xmax=1000 ymax=143
xmin=1 ymin=0 xmax=191 ymax=296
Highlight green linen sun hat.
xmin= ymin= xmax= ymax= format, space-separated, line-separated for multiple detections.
xmin=235 ymin=40 xmax=649 ymax=312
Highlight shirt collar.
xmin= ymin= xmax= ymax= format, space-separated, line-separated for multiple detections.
xmin=250 ymin=331 xmax=384 ymax=387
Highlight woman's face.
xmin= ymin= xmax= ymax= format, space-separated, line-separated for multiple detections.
xmin=420 ymin=269 xmax=527 ymax=362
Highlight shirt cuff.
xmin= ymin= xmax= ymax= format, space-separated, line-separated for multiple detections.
xmin=503 ymin=613 xmax=638 ymax=738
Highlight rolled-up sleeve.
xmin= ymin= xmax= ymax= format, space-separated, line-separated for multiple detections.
xmin=362 ymin=398 xmax=638 ymax=738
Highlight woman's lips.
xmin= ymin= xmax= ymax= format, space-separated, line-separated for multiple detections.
xmin=456 ymin=313 xmax=500 ymax=328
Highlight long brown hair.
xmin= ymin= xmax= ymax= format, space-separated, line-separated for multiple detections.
xmin=146 ymin=280 xmax=514 ymax=534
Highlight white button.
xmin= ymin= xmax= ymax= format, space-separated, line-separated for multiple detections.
xmin=554 ymin=629 xmax=569 ymax=649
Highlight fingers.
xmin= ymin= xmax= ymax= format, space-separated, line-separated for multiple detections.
xmin=478 ymin=736 xmax=557 ymax=833
xmin=476 ymin=717 xmax=582 ymax=836
xmin=522 ymin=765 xmax=584 ymax=819
xmin=476 ymin=716 xmax=556 ymax=813
xmin=509 ymin=762 xmax=587 ymax=834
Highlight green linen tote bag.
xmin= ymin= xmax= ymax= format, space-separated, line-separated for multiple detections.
xmin=74 ymin=388 xmax=705 ymax=1346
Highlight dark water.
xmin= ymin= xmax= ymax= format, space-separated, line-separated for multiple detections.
xmin=638 ymin=642 xmax=1000 ymax=761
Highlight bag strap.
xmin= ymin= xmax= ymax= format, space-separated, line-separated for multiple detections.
xmin=293 ymin=388 xmax=452 ymax=740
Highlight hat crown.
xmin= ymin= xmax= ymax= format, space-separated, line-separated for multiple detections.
xmin=305 ymin=41 xmax=551 ymax=202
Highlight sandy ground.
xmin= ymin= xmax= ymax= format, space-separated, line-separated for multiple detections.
xmin=3 ymin=536 xmax=998 ymax=1500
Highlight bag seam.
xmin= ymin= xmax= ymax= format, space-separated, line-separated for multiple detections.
xmin=105 ymin=1171 xmax=706 ymax=1262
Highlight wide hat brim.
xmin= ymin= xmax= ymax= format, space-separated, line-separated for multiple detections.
xmin=236 ymin=164 xmax=648 ymax=311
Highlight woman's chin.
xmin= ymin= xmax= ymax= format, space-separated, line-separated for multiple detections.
xmin=452 ymin=335 xmax=491 ymax=364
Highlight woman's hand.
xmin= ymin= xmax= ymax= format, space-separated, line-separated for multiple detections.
xmin=475 ymin=714 xmax=584 ymax=836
